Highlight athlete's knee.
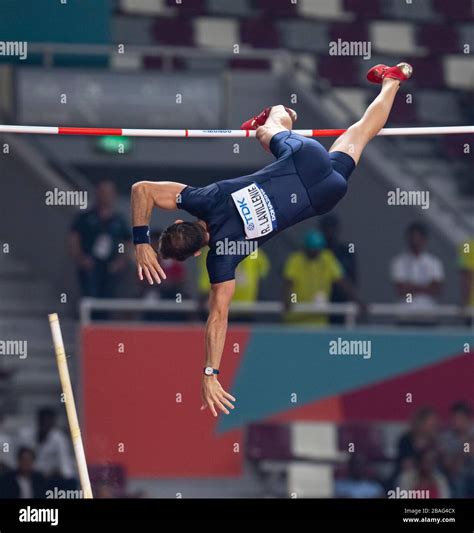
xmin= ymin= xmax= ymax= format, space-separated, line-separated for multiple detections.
xmin=349 ymin=119 xmax=376 ymax=143
xmin=342 ymin=122 xmax=365 ymax=144
xmin=331 ymin=122 xmax=370 ymax=162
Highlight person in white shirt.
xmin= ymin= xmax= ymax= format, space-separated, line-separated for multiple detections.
xmin=18 ymin=407 xmax=75 ymax=480
xmin=391 ymin=222 xmax=444 ymax=309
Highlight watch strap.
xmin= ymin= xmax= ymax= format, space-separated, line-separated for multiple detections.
xmin=203 ymin=367 xmax=219 ymax=375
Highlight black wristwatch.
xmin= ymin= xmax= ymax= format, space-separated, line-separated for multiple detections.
xmin=203 ymin=366 xmax=219 ymax=376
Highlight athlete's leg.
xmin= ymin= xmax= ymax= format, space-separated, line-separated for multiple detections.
xmin=255 ymin=105 xmax=295 ymax=151
xmin=329 ymin=77 xmax=400 ymax=164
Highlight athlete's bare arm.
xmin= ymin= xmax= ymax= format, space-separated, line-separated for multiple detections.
xmin=201 ymin=280 xmax=237 ymax=417
xmin=131 ymin=180 xmax=186 ymax=284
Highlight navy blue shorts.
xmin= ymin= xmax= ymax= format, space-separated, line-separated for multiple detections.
xmin=269 ymin=131 xmax=356 ymax=215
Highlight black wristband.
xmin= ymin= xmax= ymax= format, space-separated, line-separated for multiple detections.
xmin=133 ymin=225 xmax=151 ymax=245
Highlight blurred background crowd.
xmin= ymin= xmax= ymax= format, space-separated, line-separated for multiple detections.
xmin=1 ymin=400 xmax=473 ymax=498
xmin=68 ymin=178 xmax=473 ymax=326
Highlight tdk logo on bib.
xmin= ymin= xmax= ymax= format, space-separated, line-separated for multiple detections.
xmin=231 ymin=183 xmax=277 ymax=240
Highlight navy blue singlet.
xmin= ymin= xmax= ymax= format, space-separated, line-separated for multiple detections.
xmin=178 ymin=131 xmax=355 ymax=284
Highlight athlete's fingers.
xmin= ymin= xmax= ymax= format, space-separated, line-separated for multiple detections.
xmin=148 ymin=255 xmax=165 ymax=280
xmin=142 ymin=266 xmax=154 ymax=285
xmin=152 ymin=259 xmax=167 ymax=280
xmin=207 ymin=400 xmax=218 ymax=417
xmin=148 ymin=264 xmax=162 ymax=284
xmin=144 ymin=261 xmax=162 ymax=284
xmin=222 ymin=391 xmax=236 ymax=402
xmin=219 ymin=396 xmax=235 ymax=410
xmin=200 ymin=404 xmax=207 ymax=411
xmin=213 ymin=398 xmax=229 ymax=415
xmin=137 ymin=265 xmax=143 ymax=281
xmin=153 ymin=258 xmax=168 ymax=282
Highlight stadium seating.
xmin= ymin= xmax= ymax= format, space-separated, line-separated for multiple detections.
xmin=110 ymin=0 xmax=472 ymax=128
xmin=246 ymin=420 xmax=404 ymax=496
xmin=111 ymin=0 xmax=473 ymax=204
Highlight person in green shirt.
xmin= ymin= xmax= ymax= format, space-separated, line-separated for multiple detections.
xmin=197 ymin=247 xmax=270 ymax=320
xmin=459 ymin=239 xmax=474 ymax=326
xmin=283 ymin=230 xmax=362 ymax=325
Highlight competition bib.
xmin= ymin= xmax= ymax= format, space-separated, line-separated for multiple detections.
xmin=231 ymin=183 xmax=277 ymax=240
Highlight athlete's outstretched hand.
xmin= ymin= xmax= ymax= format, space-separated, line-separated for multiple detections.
xmin=135 ymin=243 xmax=166 ymax=284
xmin=201 ymin=377 xmax=236 ymax=417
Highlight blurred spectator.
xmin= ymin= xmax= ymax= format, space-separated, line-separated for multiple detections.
xmin=18 ymin=407 xmax=75 ymax=483
xmin=197 ymin=246 xmax=270 ymax=321
xmin=69 ymin=179 xmax=131 ymax=298
xmin=440 ymin=401 xmax=474 ymax=497
xmin=458 ymin=239 xmax=474 ymax=325
xmin=320 ymin=214 xmax=358 ymax=324
xmin=392 ymin=407 xmax=439 ymax=483
xmin=390 ymin=222 xmax=444 ymax=311
xmin=0 ymin=412 xmax=15 ymax=472
xmin=335 ymin=453 xmax=384 ymax=498
xmin=396 ymin=449 xmax=450 ymax=498
xmin=0 ymin=447 xmax=46 ymax=498
xmin=283 ymin=230 xmax=361 ymax=325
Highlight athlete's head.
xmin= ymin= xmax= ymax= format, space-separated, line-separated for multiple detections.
xmin=158 ymin=220 xmax=207 ymax=261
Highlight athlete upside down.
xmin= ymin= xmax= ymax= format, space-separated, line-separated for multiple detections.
xmin=130 ymin=63 xmax=413 ymax=417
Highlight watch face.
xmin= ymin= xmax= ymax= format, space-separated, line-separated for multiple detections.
xmin=204 ymin=367 xmax=214 ymax=376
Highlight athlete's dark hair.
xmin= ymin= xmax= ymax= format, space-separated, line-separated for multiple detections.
xmin=158 ymin=222 xmax=206 ymax=262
